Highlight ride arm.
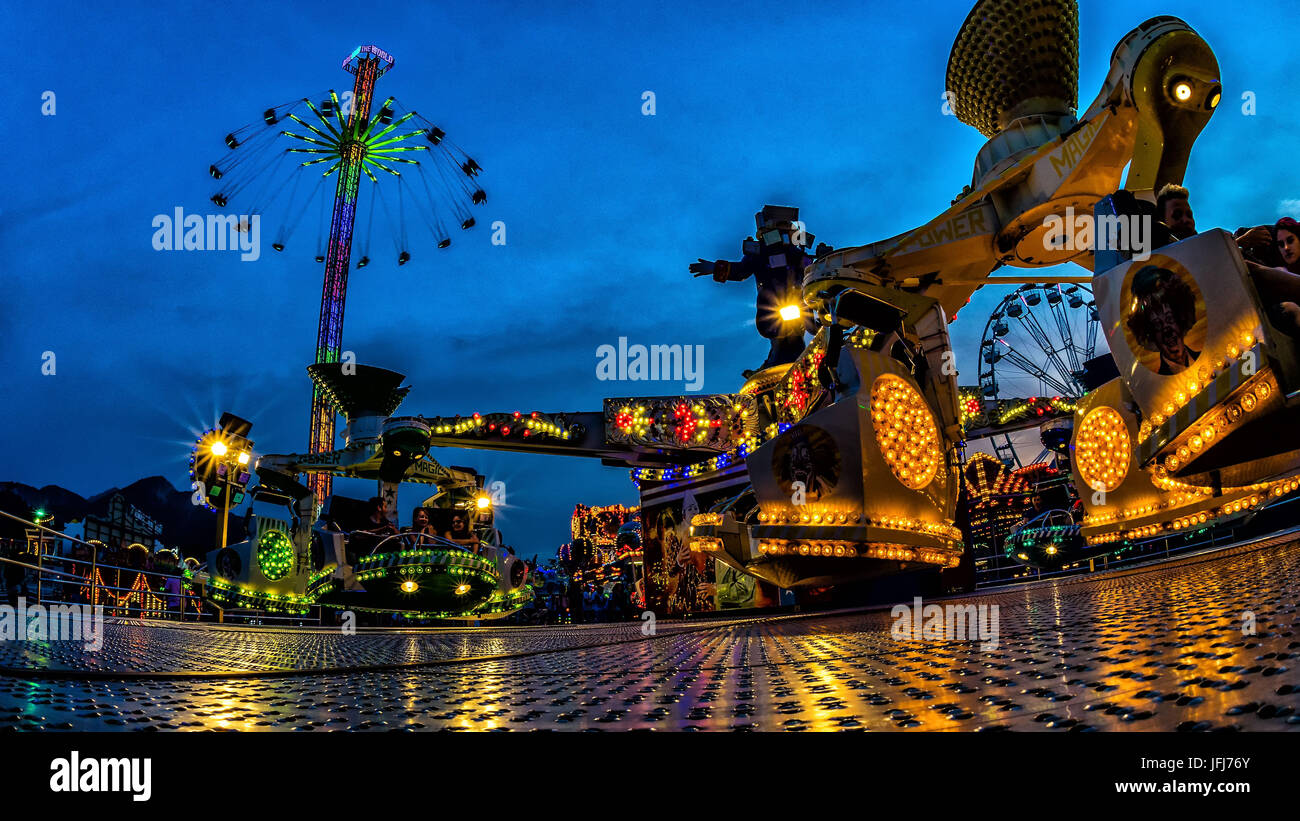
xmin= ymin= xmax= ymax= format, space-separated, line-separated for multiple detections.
xmin=690 ymin=253 xmax=762 ymax=283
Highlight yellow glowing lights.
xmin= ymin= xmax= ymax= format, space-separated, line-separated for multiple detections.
xmin=1075 ymin=406 xmax=1130 ymax=492
xmin=1138 ymin=341 xmax=1265 ymax=445
xmin=871 ymin=374 xmax=941 ymax=490
xmin=690 ymin=537 xmax=724 ymax=553
xmin=454 ymin=583 xmax=471 ymax=595
xmin=237 ymin=451 xmax=250 ymax=465
xmin=475 ymin=494 xmax=492 ymax=510
xmin=400 ymin=580 xmax=419 ymax=594
xmin=210 ymin=441 xmax=228 ymax=457
xmin=1173 ymin=81 xmax=1193 ymax=102
xmin=1087 ymin=472 xmax=1296 ymax=541
xmin=779 ymin=304 xmax=802 ymax=322
xmin=755 ymin=539 xmax=958 ymax=566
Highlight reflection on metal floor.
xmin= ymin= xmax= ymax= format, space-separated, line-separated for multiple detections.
xmin=2 ymin=534 xmax=1299 ymax=731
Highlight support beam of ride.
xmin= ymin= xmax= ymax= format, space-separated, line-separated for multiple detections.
xmin=307 ymin=52 xmax=383 ymax=506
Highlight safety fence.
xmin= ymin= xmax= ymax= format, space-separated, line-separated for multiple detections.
xmin=0 ymin=512 xmax=322 ymax=625
xmin=975 ymin=493 xmax=1300 ymax=587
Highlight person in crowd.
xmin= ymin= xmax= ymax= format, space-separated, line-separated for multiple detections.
xmin=1239 ymin=216 xmax=1300 ymax=329
xmin=608 ymin=579 xmax=630 ymax=621
xmin=567 ymin=574 xmax=585 ymax=624
xmin=1156 ymin=183 xmax=1275 ymax=260
xmin=442 ymin=510 xmax=480 ymax=553
xmin=164 ymin=568 xmax=182 ymax=617
xmin=365 ymin=497 xmax=396 ymax=532
xmin=2 ymin=541 xmax=27 ymax=606
xmin=1265 ymin=217 xmax=1300 ymax=328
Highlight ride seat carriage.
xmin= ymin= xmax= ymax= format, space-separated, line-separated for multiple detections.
xmin=307 ymin=498 xmax=528 ymax=613
xmin=1075 ymin=193 xmax=1300 ymax=544
xmin=311 ymin=495 xmax=377 ymax=572
xmin=1092 ymin=197 xmax=1300 ymax=487
xmin=312 ymin=499 xmax=493 ymax=568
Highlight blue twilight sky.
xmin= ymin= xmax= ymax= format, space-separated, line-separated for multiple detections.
xmin=1 ymin=0 xmax=1296 ymax=558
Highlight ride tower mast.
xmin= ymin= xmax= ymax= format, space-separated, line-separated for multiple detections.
xmin=307 ymin=45 xmax=393 ymax=505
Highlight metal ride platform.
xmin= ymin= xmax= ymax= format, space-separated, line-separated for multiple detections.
xmin=1 ymin=534 xmax=1298 ymax=732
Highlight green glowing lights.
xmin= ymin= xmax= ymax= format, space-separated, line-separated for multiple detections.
xmin=257 ymin=530 xmax=294 ymax=581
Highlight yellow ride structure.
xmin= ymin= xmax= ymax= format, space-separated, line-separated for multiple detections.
xmin=694 ymin=0 xmax=1299 ymax=584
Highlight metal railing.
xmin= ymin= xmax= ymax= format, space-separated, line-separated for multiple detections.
xmin=974 ymin=493 xmax=1300 ymax=587
xmin=0 ymin=511 xmax=321 ymax=625
xmin=0 ymin=546 xmax=204 ymax=619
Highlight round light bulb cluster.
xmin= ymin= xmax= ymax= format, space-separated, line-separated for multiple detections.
xmin=1075 ymin=406 xmax=1130 ymax=492
xmin=871 ymin=374 xmax=941 ymax=490
xmin=255 ymin=530 xmax=294 ymax=581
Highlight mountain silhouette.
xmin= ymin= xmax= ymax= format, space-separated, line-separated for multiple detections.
xmin=0 ymin=476 xmax=245 ymax=559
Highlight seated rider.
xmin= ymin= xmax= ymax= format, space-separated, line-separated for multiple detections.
xmin=442 ymin=510 xmax=480 ymax=553
xmin=1154 ymin=184 xmax=1300 ymax=330
xmin=1259 ymin=217 xmax=1300 ymax=327
xmin=348 ymin=496 xmax=398 ymax=564
xmin=1155 ymin=183 xmax=1198 ymax=241
xmin=403 ymin=506 xmax=436 ymax=547
xmin=1276 ymin=217 xmax=1300 ymax=274
xmin=1239 ymin=215 xmax=1300 ymax=329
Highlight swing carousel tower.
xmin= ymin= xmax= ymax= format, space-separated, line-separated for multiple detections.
xmin=209 ymin=44 xmax=487 ymax=505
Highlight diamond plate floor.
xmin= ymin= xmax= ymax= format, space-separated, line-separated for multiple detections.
xmin=2 ymin=534 xmax=1298 ymax=731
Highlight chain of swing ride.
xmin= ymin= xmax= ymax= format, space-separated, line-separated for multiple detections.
xmin=210 ymin=94 xmax=484 ymax=267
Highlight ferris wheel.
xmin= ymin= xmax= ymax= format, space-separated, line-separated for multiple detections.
xmin=977 ymin=283 xmax=1103 ymax=465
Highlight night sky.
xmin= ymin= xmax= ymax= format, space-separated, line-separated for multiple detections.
xmin=2 ymin=0 xmax=1295 ymax=559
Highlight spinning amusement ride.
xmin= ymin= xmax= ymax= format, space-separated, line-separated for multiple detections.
xmin=185 ymin=0 xmax=1300 ymax=620
xmin=208 ymin=45 xmax=486 ymax=504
